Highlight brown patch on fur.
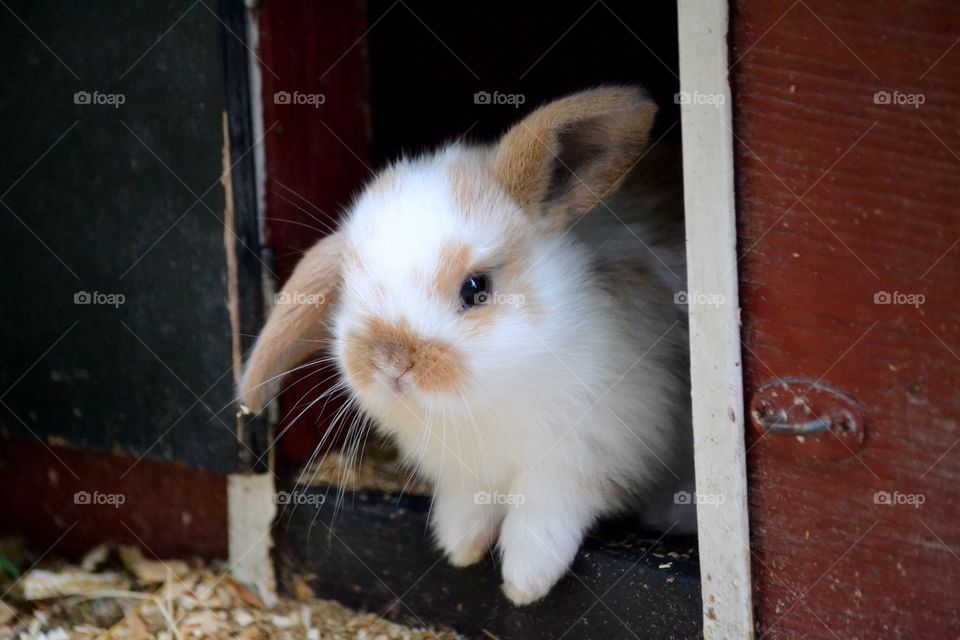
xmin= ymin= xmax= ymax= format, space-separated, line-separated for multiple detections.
xmin=343 ymin=316 xmax=464 ymax=394
xmin=493 ymin=87 xmax=657 ymax=228
xmin=432 ymin=242 xmax=473 ymax=300
xmin=342 ymin=334 xmax=376 ymax=389
xmin=415 ymin=340 xmax=465 ymax=393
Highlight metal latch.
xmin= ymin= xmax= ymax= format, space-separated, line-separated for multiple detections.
xmin=749 ymin=378 xmax=865 ymax=460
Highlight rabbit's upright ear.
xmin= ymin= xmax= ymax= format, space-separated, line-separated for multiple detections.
xmin=238 ymin=232 xmax=343 ymax=413
xmin=494 ymin=87 xmax=658 ymax=227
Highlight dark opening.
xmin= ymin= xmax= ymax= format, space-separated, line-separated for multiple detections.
xmin=274 ymin=3 xmax=700 ymax=638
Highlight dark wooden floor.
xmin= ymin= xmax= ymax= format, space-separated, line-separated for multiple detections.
xmin=276 ymin=482 xmax=701 ymax=640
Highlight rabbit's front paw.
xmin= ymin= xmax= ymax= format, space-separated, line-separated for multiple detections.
xmin=432 ymin=488 xmax=503 ymax=569
xmin=498 ymin=516 xmax=584 ymax=606
xmin=501 ymin=573 xmax=554 ymax=606
xmin=445 ymin=536 xmax=490 ymax=568
xmin=500 ymin=542 xmax=569 ymax=605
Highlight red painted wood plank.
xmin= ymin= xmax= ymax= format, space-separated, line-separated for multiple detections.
xmin=255 ymin=0 xmax=372 ymax=465
xmin=732 ymin=1 xmax=960 ymax=637
xmin=0 ymin=440 xmax=227 ymax=559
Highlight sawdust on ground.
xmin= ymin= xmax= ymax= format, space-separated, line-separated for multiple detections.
xmin=0 ymin=539 xmax=460 ymax=640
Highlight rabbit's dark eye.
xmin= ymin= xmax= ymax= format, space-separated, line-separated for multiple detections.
xmin=459 ymin=274 xmax=490 ymax=309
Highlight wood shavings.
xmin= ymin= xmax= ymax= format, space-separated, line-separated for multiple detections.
xmin=232 ymin=608 xmax=255 ymax=627
xmin=118 ymin=545 xmax=191 ymax=586
xmin=13 ymin=569 xmax=131 ymax=601
xmin=292 ymin=575 xmax=315 ymax=602
xmin=1 ymin=545 xmax=460 ymax=639
xmin=0 ymin=600 xmax=15 ymax=625
xmin=79 ymin=544 xmax=110 ymax=572
xmin=227 ymin=576 xmax=267 ymax=610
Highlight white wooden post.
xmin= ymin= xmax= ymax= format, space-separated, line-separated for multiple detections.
xmin=677 ymin=1 xmax=755 ymax=637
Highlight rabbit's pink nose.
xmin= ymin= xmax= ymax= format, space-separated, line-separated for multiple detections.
xmin=342 ymin=315 xmax=463 ymax=394
xmin=372 ymin=341 xmax=414 ymax=386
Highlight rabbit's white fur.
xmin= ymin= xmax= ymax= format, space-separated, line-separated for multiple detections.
xmin=239 ymin=87 xmax=694 ymax=605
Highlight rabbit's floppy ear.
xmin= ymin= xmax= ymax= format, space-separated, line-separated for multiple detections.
xmin=238 ymin=232 xmax=343 ymax=413
xmin=494 ymin=86 xmax=658 ymax=227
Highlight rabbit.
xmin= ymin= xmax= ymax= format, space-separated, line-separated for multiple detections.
xmin=238 ymin=86 xmax=695 ymax=606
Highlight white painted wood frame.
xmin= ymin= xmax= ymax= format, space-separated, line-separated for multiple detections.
xmin=677 ymin=1 xmax=755 ymax=638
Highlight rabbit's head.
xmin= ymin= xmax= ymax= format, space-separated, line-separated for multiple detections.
xmin=239 ymin=87 xmax=658 ymax=424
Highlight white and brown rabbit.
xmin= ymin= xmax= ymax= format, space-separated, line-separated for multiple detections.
xmin=239 ymin=87 xmax=694 ymax=605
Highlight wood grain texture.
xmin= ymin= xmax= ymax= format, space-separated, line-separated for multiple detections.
xmin=732 ymin=1 xmax=960 ymax=637
xmin=0 ymin=440 xmax=227 ymax=559
xmin=678 ymin=1 xmax=754 ymax=637
xmin=0 ymin=0 xmax=242 ymax=474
